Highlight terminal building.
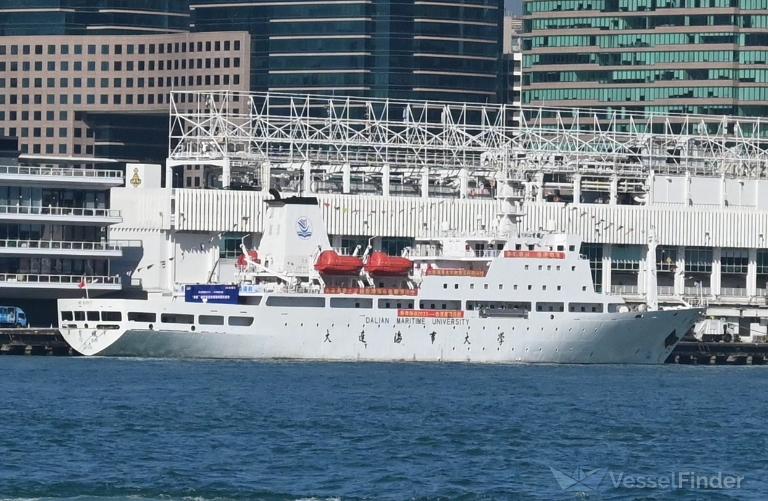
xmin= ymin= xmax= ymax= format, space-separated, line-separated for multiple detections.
xmin=102 ymin=92 xmax=768 ymax=340
xmin=521 ymin=0 xmax=768 ymax=118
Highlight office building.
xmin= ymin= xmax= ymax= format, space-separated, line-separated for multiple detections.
xmin=190 ymin=0 xmax=504 ymax=103
xmin=0 ymin=0 xmax=191 ymax=36
xmin=521 ymin=1 xmax=768 ymax=118
xmin=502 ymin=15 xmax=522 ymax=109
xmin=0 ymin=32 xmax=250 ymax=164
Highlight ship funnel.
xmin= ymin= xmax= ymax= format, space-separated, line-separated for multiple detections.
xmin=258 ymin=196 xmax=331 ymax=275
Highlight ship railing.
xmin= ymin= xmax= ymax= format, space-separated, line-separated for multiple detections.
xmin=684 ymin=286 xmax=712 ymax=296
xmin=0 ymin=273 xmax=121 ymax=285
xmin=720 ymin=287 xmax=748 ymax=297
xmin=757 ymin=288 xmax=768 ymax=297
xmin=474 ymin=249 xmax=501 ymax=258
xmin=611 ymin=284 xmax=639 ymax=295
xmin=0 ymin=205 xmax=121 ymax=218
xmin=0 ymin=239 xmax=139 ymax=251
xmin=656 ymin=286 xmax=676 ymax=296
xmin=0 ymin=164 xmax=123 ymax=180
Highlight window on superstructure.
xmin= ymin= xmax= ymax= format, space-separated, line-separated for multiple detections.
xmin=454 ymin=284 xmax=459 ymax=289
xmin=61 ymin=311 xmax=73 ymax=321
xmin=528 ymin=285 xmax=532 ymax=290
xmin=228 ymin=316 xmax=253 ymax=326
xmin=528 ymin=245 xmax=535 ymax=251
xmin=538 ymin=265 xmax=542 ymax=270
xmin=266 ymin=297 xmax=325 ymax=307
xmin=515 ymin=244 xmax=521 ymax=250
xmin=87 ymin=311 xmax=99 ymax=321
xmin=569 ymin=245 xmax=575 ymax=251
xmin=542 ymin=285 xmax=547 ymax=290
xmin=161 ymin=314 xmax=194 ymax=324
xmin=525 ymin=265 xmax=529 ymax=270
xmin=557 ymin=286 xmax=562 ymax=291
xmin=128 ymin=312 xmax=155 ymax=322
xmin=74 ymin=311 xmax=85 ymax=321
xmin=102 ymin=312 xmax=121 ymax=321
xmin=443 ymin=283 xmax=447 ymax=289
xmin=199 ymin=315 xmax=224 ymax=325
xmin=557 ymin=245 xmax=564 ymax=251
xmin=536 ymin=302 xmax=564 ymax=312
xmin=499 ymin=284 xmax=503 ymax=290
xmin=484 ymin=284 xmax=488 ymax=289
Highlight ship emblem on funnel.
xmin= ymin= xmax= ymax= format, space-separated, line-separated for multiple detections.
xmin=296 ymin=217 xmax=312 ymax=239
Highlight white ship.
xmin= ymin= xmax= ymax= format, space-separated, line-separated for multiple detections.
xmin=58 ymin=193 xmax=701 ymax=363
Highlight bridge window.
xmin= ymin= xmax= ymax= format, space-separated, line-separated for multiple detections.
xmin=74 ymin=311 xmax=85 ymax=321
xmin=61 ymin=311 xmax=73 ymax=321
xmin=87 ymin=311 xmax=99 ymax=321
xmin=128 ymin=312 xmax=156 ymax=322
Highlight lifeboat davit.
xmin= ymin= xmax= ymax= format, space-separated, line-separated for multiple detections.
xmin=236 ymin=250 xmax=260 ymax=269
xmin=315 ymin=250 xmax=364 ymax=275
xmin=364 ymin=251 xmax=413 ymax=276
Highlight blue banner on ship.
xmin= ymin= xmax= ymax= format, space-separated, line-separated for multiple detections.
xmin=184 ymin=284 xmax=239 ymax=304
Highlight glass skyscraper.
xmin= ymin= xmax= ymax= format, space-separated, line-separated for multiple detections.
xmin=191 ymin=0 xmax=503 ymax=103
xmin=0 ymin=0 xmax=190 ymax=35
xmin=522 ymin=0 xmax=768 ymax=118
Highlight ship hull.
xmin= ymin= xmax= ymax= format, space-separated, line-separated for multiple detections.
xmin=59 ymin=300 xmax=701 ymax=364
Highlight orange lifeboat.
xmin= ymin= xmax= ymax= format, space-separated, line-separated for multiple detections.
xmin=315 ymin=250 xmax=364 ymax=275
xmin=364 ymin=251 xmax=413 ymax=276
xmin=236 ymin=250 xmax=260 ymax=270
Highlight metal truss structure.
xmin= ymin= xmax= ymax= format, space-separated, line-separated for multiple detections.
xmin=168 ymin=90 xmax=768 ymax=189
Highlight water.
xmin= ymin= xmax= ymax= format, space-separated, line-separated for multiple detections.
xmin=0 ymin=358 xmax=766 ymax=500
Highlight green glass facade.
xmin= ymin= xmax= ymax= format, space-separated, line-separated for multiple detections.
xmin=191 ymin=0 xmax=503 ymax=103
xmin=0 ymin=1 xmax=190 ymax=35
xmin=522 ymin=0 xmax=768 ymax=117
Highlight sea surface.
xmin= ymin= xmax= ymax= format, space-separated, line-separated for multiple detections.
xmin=0 ymin=358 xmax=766 ymax=500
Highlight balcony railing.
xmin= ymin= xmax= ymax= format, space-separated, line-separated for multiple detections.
xmin=611 ymin=284 xmax=639 ymax=294
xmin=0 ymin=205 xmax=120 ymax=218
xmin=0 ymin=239 xmax=138 ymax=252
xmin=684 ymin=286 xmax=712 ymax=296
xmin=0 ymin=164 xmax=123 ymax=180
xmin=0 ymin=273 xmax=121 ymax=286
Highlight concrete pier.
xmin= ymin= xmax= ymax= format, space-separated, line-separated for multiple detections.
xmin=667 ymin=341 xmax=768 ymax=365
xmin=0 ymin=328 xmax=76 ymax=356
